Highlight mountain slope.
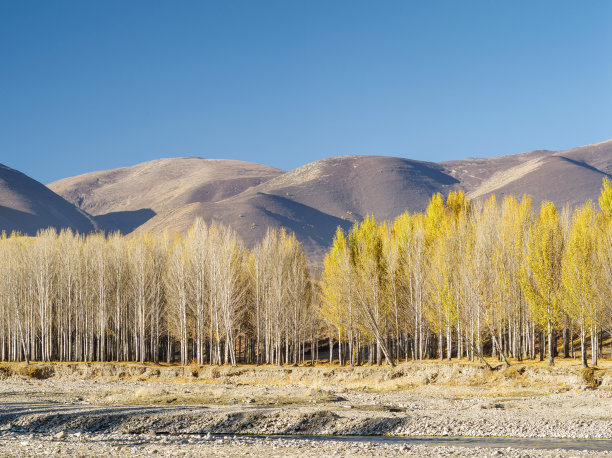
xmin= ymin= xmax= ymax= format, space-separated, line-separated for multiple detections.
xmin=442 ymin=140 xmax=612 ymax=205
xmin=47 ymin=139 xmax=612 ymax=261
xmin=139 ymin=192 xmax=353 ymax=262
xmin=49 ymin=155 xmax=460 ymax=261
xmin=48 ymin=158 xmax=284 ymax=233
xmin=232 ymin=156 xmax=459 ymax=223
xmin=0 ymin=164 xmax=97 ymax=235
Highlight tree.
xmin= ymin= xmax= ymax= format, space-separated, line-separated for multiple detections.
xmin=599 ymin=177 xmax=612 ymax=221
xmin=348 ymin=216 xmax=394 ymax=366
xmin=562 ymin=202 xmax=598 ymax=367
xmin=184 ymin=219 xmax=209 ymax=364
xmin=165 ymin=234 xmax=189 ymax=365
xmin=321 ymin=227 xmax=352 ymax=364
xmin=208 ymin=224 xmax=247 ymax=366
xmin=597 ymin=178 xmax=612 ymax=362
xmin=522 ymin=202 xmax=564 ymax=366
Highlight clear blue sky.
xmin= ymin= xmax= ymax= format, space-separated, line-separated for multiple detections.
xmin=1 ymin=1 xmax=611 ymax=183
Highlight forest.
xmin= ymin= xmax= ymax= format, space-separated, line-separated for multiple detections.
xmin=1 ymin=179 xmax=612 ymax=369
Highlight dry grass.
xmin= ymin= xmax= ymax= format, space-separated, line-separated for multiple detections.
xmin=111 ymin=385 xmax=346 ymax=407
xmin=0 ymin=363 xmax=54 ymax=380
xmin=580 ymin=367 xmax=602 ymax=388
xmin=1 ymin=357 xmax=610 ymax=394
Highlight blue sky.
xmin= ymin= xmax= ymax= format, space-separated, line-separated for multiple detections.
xmin=1 ymin=1 xmax=611 ymax=183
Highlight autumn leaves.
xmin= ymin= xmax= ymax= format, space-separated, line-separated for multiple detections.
xmin=1 ymin=179 xmax=611 ymax=367
xmin=321 ymin=180 xmax=612 ymax=367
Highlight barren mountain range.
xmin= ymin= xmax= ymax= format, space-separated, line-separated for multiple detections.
xmin=2 ymin=139 xmax=610 ymax=261
xmin=0 ymin=164 xmax=96 ymax=236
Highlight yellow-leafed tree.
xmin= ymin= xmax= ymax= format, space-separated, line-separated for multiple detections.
xmin=349 ymin=216 xmax=395 ymax=366
xmin=522 ymin=202 xmax=564 ymax=366
xmin=562 ymin=201 xmax=598 ymax=367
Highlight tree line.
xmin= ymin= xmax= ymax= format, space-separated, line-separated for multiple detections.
xmin=0 ymin=221 xmax=315 ymax=366
xmin=1 ymin=180 xmax=611 ymax=367
xmin=322 ymin=179 xmax=612 ymax=368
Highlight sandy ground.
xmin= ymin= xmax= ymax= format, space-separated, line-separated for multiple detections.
xmin=0 ymin=360 xmax=611 ymax=456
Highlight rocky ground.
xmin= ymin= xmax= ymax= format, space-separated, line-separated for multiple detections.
xmin=0 ymin=360 xmax=611 ymax=456
xmin=1 ymin=432 xmax=611 ymax=457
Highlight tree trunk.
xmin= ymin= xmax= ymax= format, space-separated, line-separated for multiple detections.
xmin=492 ymin=335 xmax=510 ymax=367
xmin=580 ymin=326 xmax=588 ymax=368
xmin=591 ymin=325 xmax=598 ymax=366
xmin=547 ymin=321 xmax=554 ymax=366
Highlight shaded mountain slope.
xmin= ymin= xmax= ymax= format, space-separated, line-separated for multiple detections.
xmin=47 ymin=139 xmax=612 ymax=261
xmin=556 ymin=139 xmax=612 ymax=175
xmin=0 ymin=164 xmax=97 ymax=235
xmin=466 ymin=155 xmax=609 ymax=207
xmin=139 ymin=192 xmax=353 ymax=262
xmin=233 ymin=156 xmax=459 ymax=223
xmin=48 ymin=158 xmax=284 ymax=233
xmin=129 ymin=156 xmax=459 ymax=261
xmin=442 ymin=140 xmax=612 ymax=205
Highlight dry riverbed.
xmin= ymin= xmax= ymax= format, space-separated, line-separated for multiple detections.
xmin=0 ymin=360 xmax=611 ymax=456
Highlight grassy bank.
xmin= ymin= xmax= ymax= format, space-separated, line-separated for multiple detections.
xmin=1 ymin=358 xmax=610 ymax=400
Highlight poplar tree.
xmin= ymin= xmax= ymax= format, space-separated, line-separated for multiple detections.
xmin=349 ymin=216 xmax=395 ymax=366
xmin=522 ymin=202 xmax=564 ymax=366
xmin=562 ymin=202 xmax=598 ymax=367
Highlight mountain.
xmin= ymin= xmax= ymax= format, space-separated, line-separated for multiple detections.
xmin=49 ymin=156 xmax=460 ymax=261
xmin=231 ymin=156 xmax=459 ymax=222
xmin=0 ymin=163 xmax=97 ymax=236
xmin=138 ymin=192 xmax=354 ymax=263
xmin=48 ymin=158 xmax=284 ymax=234
xmin=47 ymin=140 xmax=612 ymax=261
xmin=441 ymin=139 xmax=612 ymax=207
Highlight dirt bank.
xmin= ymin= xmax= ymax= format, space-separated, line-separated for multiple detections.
xmin=2 ymin=359 xmax=611 ymax=391
xmin=0 ymin=360 xmax=611 ymax=456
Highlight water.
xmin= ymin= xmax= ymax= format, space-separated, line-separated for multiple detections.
xmin=236 ymin=434 xmax=612 ymax=452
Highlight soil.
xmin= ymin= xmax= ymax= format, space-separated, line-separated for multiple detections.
xmin=0 ymin=359 xmax=610 ymax=456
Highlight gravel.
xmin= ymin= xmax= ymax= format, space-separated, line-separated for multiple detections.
xmin=0 ymin=432 xmax=610 ymax=457
xmin=1 ymin=362 xmax=611 ymax=456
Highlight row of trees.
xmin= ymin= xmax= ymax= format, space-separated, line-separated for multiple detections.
xmin=321 ymin=180 xmax=612 ymax=367
xmin=1 ymin=180 xmax=611 ymax=367
xmin=0 ymin=221 xmax=314 ymax=366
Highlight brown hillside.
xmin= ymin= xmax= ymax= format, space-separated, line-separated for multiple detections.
xmin=443 ymin=140 xmax=612 ymax=205
xmin=48 ymin=157 xmax=284 ymax=233
xmin=139 ymin=192 xmax=353 ymax=263
xmin=0 ymin=164 xmax=97 ymax=236
xmin=47 ymin=140 xmax=612 ymax=261
xmin=234 ymin=155 xmax=459 ymax=222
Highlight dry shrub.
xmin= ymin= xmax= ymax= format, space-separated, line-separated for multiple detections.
xmin=580 ymin=367 xmax=601 ymax=388
xmin=226 ymin=368 xmax=246 ymax=377
xmin=386 ymin=368 xmax=405 ymax=380
xmin=18 ymin=364 xmax=53 ymax=379
xmin=468 ymin=368 xmax=495 ymax=386
xmin=186 ymin=362 xmax=200 ymax=378
xmin=502 ymin=365 xmax=525 ymax=379
xmin=0 ymin=367 xmax=9 ymax=379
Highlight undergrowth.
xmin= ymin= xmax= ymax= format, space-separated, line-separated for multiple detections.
xmin=580 ymin=367 xmax=601 ymax=388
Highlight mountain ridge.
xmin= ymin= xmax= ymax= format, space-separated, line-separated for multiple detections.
xmin=3 ymin=139 xmax=610 ymax=261
xmin=0 ymin=163 xmax=97 ymax=236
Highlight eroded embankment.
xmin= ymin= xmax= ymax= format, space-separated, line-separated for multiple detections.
xmin=1 ymin=395 xmax=612 ymax=439
xmin=0 ymin=360 xmax=611 ymax=441
xmin=1 ymin=360 xmax=611 ymax=391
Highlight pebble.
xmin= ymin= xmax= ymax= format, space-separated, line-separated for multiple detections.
xmin=0 ymin=434 xmax=596 ymax=457
xmin=0 ymin=372 xmax=610 ymax=456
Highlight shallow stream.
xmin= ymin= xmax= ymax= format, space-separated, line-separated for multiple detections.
xmin=234 ymin=434 xmax=612 ymax=452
